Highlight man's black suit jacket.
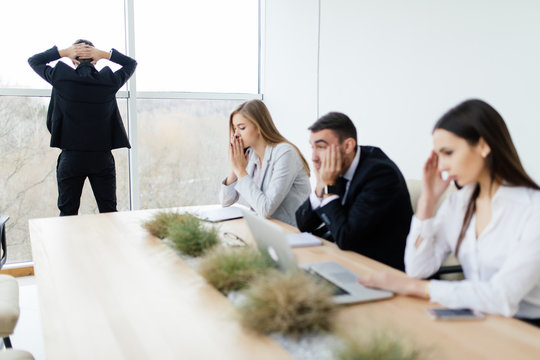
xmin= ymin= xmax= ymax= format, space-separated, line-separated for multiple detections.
xmin=28 ymin=46 xmax=137 ymax=151
xmin=295 ymin=146 xmax=412 ymax=271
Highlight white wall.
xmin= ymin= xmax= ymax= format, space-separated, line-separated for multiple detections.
xmin=261 ymin=0 xmax=319 ymax=171
xmin=264 ymin=0 xmax=540 ymax=182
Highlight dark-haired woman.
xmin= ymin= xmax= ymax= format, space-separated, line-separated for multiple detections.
xmin=358 ymin=99 xmax=540 ymax=324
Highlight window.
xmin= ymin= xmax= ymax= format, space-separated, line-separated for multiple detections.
xmin=137 ymin=99 xmax=243 ymax=209
xmin=134 ymin=0 xmax=258 ymax=93
xmin=0 ymin=0 xmax=259 ymax=264
xmin=1 ymin=0 xmax=125 ymax=89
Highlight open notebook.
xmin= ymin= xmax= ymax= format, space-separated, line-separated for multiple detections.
xmin=198 ymin=207 xmax=322 ymax=247
xmin=197 ymin=206 xmax=243 ymax=222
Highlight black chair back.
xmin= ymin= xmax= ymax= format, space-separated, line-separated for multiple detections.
xmin=0 ymin=215 xmax=9 ymax=269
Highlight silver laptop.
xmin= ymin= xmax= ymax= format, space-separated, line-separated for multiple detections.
xmin=241 ymin=209 xmax=393 ymax=305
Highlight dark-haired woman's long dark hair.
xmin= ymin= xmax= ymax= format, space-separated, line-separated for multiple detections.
xmin=434 ymin=99 xmax=540 ymax=255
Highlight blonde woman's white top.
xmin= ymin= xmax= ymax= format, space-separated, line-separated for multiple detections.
xmin=405 ymin=184 xmax=540 ymax=318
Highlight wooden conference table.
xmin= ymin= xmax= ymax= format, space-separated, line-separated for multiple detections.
xmin=29 ymin=206 xmax=540 ymax=359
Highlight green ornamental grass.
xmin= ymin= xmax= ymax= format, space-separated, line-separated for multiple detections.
xmin=335 ymin=332 xmax=425 ymax=360
xmin=143 ymin=211 xmax=185 ymax=239
xmin=238 ymin=269 xmax=338 ymax=337
xmin=199 ymin=247 xmax=273 ymax=293
xmin=166 ymin=214 xmax=218 ymax=256
xmin=143 ymin=211 xmax=219 ymax=257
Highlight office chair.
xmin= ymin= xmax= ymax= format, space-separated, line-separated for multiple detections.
xmin=0 ymin=274 xmax=19 ymax=350
xmin=0 ymin=217 xmax=17 ymax=348
xmin=405 ymin=179 xmax=456 ymax=214
xmin=0 ymin=349 xmax=34 ymax=359
xmin=405 ymin=180 xmax=463 ymax=280
xmin=1 ymin=216 xmax=9 ymax=269
xmin=0 ymin=217 xmax=34 ymax=359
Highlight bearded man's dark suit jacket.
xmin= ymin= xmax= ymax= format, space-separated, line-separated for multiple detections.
xmin=28 ymin=46 xmax=137 ymax=215
xmin=295 ymin=146 xmax=412 ymax=271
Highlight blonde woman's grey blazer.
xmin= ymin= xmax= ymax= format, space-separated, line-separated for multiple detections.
xmin=220 ymin=142 xmax=311 ymax=227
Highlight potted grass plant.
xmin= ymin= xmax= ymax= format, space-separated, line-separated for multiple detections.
xmin=334 ymin=331 xmax=427 ymax=360
xmin=143 ymin=211 xmax=218 ymax=257
xmin=143 ymin=211 xmax=185 ymax=239
xmin=237 ymin=269 xmax=338 ymax=337
xmin=199 ymin=247 xmax=273 ymax=294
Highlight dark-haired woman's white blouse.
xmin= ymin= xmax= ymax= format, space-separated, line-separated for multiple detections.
xmin=405 ymin=184 xmax=540 ymax=318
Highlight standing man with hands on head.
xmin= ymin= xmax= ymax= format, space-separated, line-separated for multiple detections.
xmin=28 ymin=40 xmax=137 ymax=216
xmin=295 ymin=112 xmax=412 ymax=270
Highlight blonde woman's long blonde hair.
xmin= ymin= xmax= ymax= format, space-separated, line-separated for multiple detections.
xmin=229 ymin=100 xmax=310 ymax=177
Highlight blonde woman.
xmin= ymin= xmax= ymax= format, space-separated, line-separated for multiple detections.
xmin=220 ymin=100 xmax=311 ymax=227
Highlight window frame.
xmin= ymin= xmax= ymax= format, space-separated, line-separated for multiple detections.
xmin=0 ymin=0 xmax=263 ymax=267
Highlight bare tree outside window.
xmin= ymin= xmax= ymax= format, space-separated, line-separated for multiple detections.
xmin=1 ymin=96 xmax=58 ymax=262
xmin=0 ymin=96 xmax=130 ymax=262
xmin=137 ymin=99 xmax=242 ymax=209
xmin=0 ymin=0 xmax=258 ymax=264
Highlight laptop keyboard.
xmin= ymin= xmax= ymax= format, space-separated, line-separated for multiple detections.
xmin=304 ymin=269 xmax=349 ymax=296
xmin=327 ymin=270 xmax=358 ymax=284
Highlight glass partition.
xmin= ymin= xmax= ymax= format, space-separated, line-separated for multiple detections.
xmin=0 ymin=0 xmax=125 ymax=89
xmin=0 ymin=0 xmax=259 ymax=264
xmin=0 ymin=97 xmax=129 ymax=263
xmin=134 ymin=0 xmax=258 ymax=93
xmin=137 ymin=99 xmax=242 ymax=209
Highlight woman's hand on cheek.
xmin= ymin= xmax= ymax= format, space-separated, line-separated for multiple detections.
xmin=422 ymin=151 xmax=451 ymax=200
xmin=231 ymin=137 xmax=248 ymax=178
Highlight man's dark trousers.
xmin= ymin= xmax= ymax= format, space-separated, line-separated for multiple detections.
xmin=57 ymin=150 xmax=117 ymax=216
